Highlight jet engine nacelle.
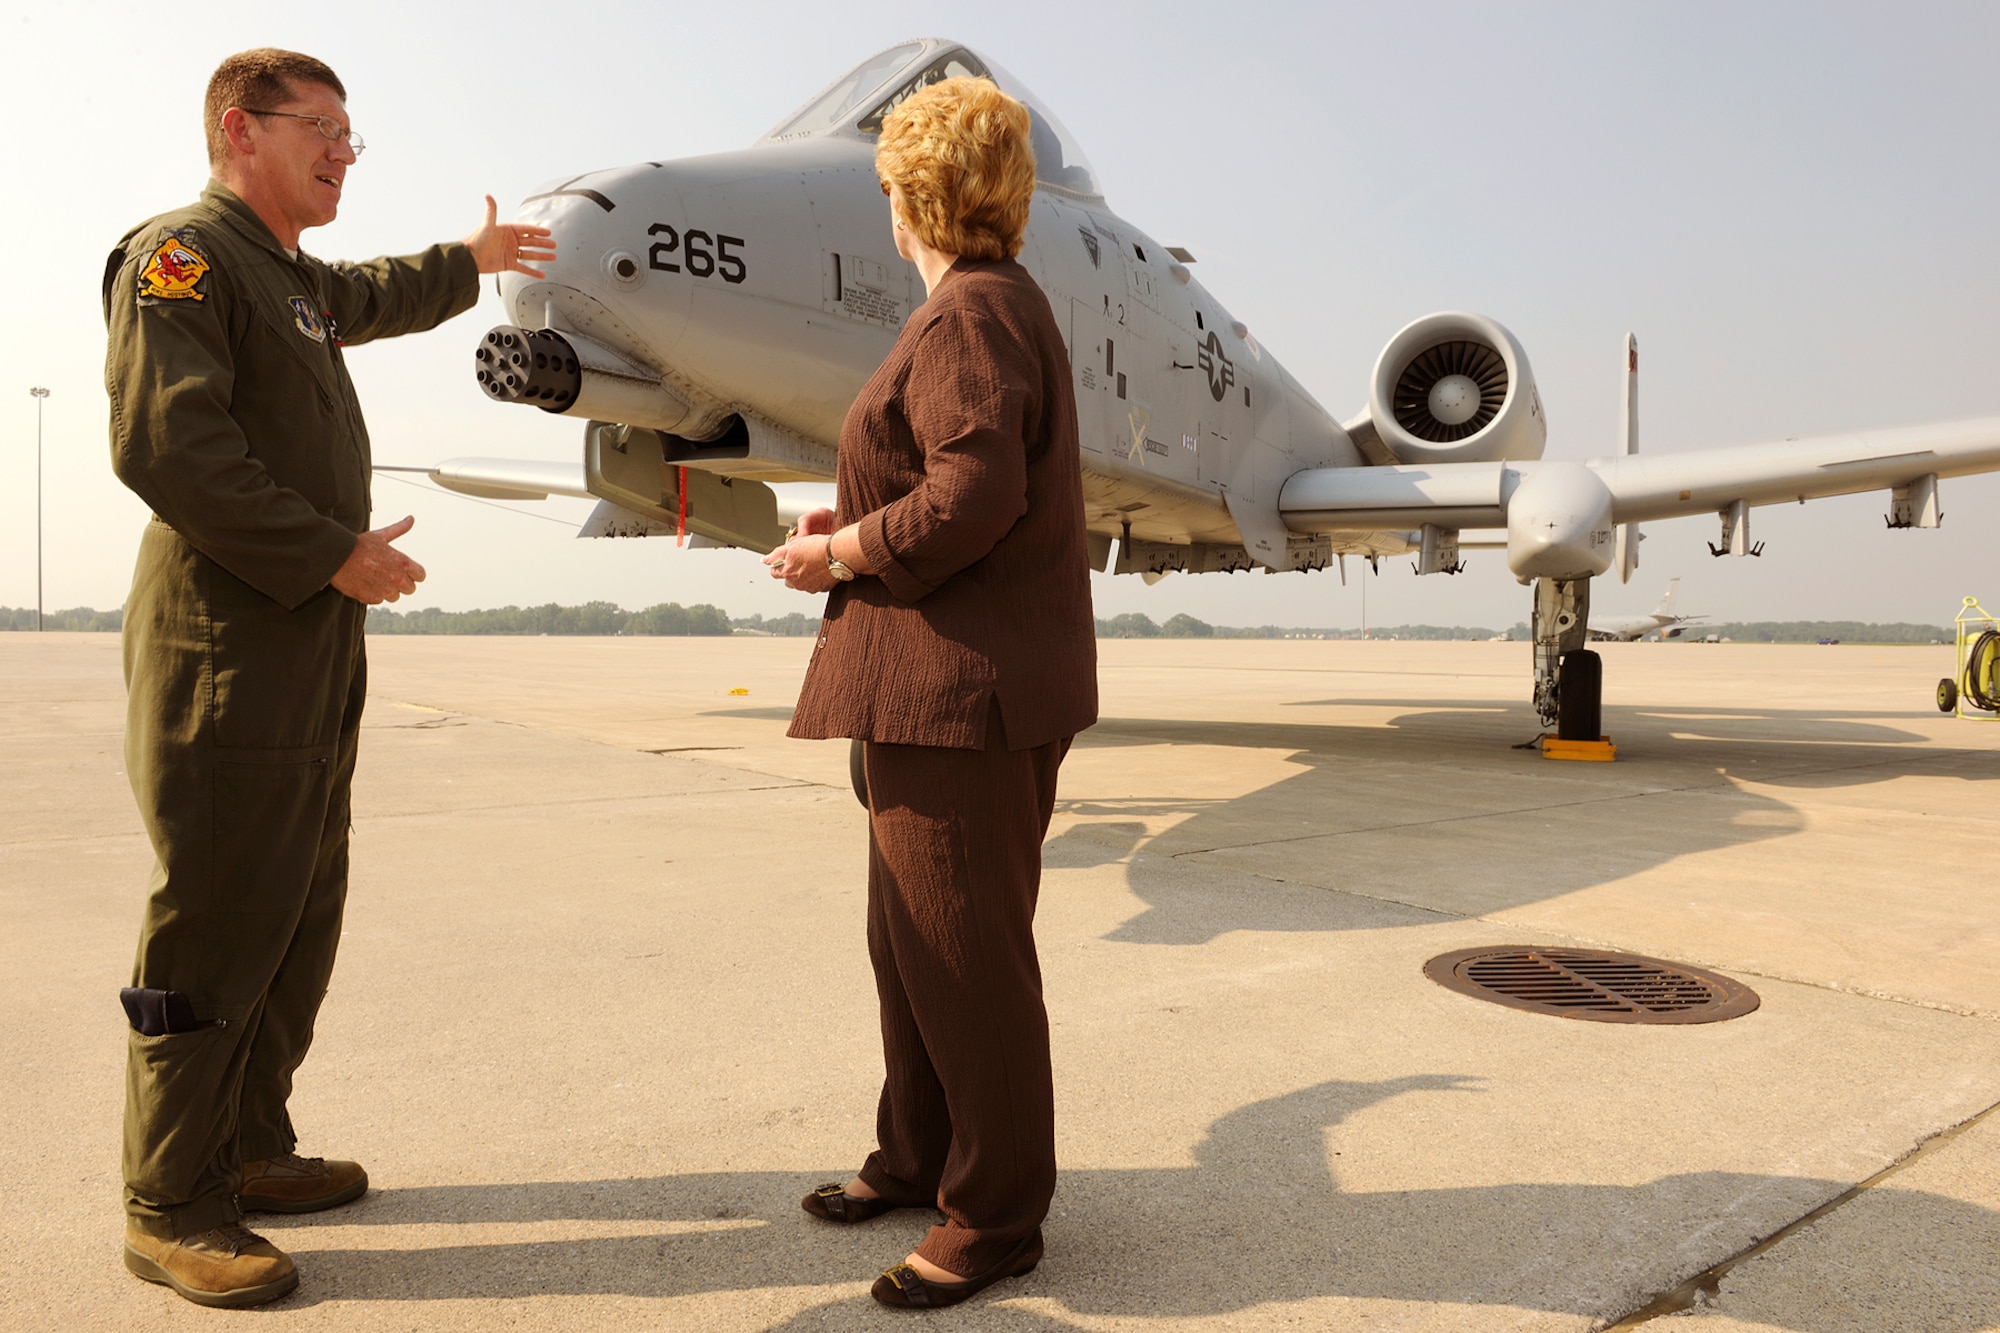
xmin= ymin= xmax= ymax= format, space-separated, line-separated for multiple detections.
xmin=1347 ymin=312 xmax=1548 ymax=466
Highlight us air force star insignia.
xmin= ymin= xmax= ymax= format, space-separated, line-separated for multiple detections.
xmin=1197 ymin=331 xmax=1235 ymax=403
xmin=138 ymin=232 xmax=210 ymax=301
xmin=288 ymin=296 xmax=327 ymax=343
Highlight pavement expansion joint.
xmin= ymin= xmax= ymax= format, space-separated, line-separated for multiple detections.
xmin=1721 ymin=744 xmax=1999 ymax=788
xmin=1188 ymin=866 xmax=1469 ymax=923
xmin=1678 ymin=962 xmax=2000 ymax=1022
xmin=1165 ymin=775 xmax=1746 ymax=860
xmin=374 ymin=690 xmax=821 ymax=789
xmin=358 ymin=786 xmax=812 ymax=822
xmin=1432 ymin=923 xmax=2000 ymax=1023
xmin=1603 ymin=1094 xmax=2000 ymax=1328
xmin=1 ymin=831 xmax=149 ymax=850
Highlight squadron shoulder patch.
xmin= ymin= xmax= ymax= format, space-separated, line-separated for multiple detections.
xmin=288 ymin=296 xmax=327 ymax=343
xmin=138 ymin=231 xmax=211 ymax=301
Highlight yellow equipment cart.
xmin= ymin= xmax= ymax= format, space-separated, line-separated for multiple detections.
xmin=1937 ymin=596 xmax=2000 ymax=718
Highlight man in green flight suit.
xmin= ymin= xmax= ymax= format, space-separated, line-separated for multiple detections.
xmin=103 ymin=48 xmax=554 ymax=1308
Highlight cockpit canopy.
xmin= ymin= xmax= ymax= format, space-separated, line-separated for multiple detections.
xmin=763 ymin=38 xmax=1100 ymax=199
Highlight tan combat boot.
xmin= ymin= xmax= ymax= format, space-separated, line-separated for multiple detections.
xmin=239 ymin=1152 xmax=369 ymax=1213
xmin=124 ymin=1222 xmax=298 ymax=1308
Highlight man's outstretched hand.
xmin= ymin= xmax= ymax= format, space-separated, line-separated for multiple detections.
xmin=332 ymin=515 xmax=426 ymax=605
xmin=464 ymin=195 xmax=556 ymax=277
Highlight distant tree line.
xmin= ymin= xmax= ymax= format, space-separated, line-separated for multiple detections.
xmin=0 ymin=603 xmax=778 ymax=636
xmin=1496 ymin=620 xmax=1950 ymax=643
xmin=729 ymin=612 xmax=823 ymax=637
xmin=1683 ymin=621 xmax=1949 ymax=644
xmin=0 ymin=606 xmax=124 ymax=631
xmin=1095 ymin=613 xmax=1500 ymax=640
xmin=2 ymin=606 xmax=1954 ymax=644
xmin=365 ymin=601 xmax=741 ymax=636
xmin=361 ymin=604 xmax=828 ymax=637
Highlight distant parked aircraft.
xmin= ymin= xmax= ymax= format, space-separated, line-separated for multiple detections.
xmin=1588 ymin=579 xmax=1706 ymax=642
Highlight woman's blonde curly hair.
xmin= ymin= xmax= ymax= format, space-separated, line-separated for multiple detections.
xmin=876 ymin=77 xmax=1036 ymax=261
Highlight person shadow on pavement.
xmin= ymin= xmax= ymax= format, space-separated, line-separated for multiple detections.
xmin=1039 ymin=703 xmax=1992 ymax=949
xmin=272 ymin=1072 xmax=2000 ymax=1331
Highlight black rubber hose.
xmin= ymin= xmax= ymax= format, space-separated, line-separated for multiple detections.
xmin=1966 ymin=629 xmax=2000 ymax=712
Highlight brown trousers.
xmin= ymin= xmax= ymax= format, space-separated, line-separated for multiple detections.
xmin=855 ymin=713 xmax=1070 ymax=1277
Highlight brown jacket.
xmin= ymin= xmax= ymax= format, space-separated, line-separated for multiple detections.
xmin=789 ymin=256 xmax=1097 ymax=750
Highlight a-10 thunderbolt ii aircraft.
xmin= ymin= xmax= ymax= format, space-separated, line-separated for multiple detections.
xmin=402 ymin=36 xmax=2000 ymax=740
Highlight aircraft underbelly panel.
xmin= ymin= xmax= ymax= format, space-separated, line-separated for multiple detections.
xmin=1080 ymin=467 xmax=1236 ymax=545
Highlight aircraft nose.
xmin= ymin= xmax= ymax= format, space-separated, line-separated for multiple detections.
xmin=1506 ymin=464 xmax=1615 ymax=580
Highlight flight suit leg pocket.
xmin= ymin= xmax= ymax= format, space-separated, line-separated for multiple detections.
xmin=124 ymin=1021 xmax=252 ymax=1213
xmin=211 ymin=744 xmax=340 ymax=927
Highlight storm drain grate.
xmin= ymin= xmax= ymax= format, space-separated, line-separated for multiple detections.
xmin=1423 ymin=947 xmax=1760 ymax=1024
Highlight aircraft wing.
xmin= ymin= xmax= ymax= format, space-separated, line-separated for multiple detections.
xmin=374 ymin=458 xmax=836 ymax=545
xmin=1587 ymin=416 xmax=2000 ymax=523
xmin=375 ymin=459 xmax=591 ymax=502
xmin=1280 ymin=415 xmax=2000 ymax=532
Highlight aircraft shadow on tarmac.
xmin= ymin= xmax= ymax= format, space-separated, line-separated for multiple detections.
xmin=1043 ymin=703 xmax=1996 ymax=946
xmin=270 ymin=1074 xmax=1999 ymax=1330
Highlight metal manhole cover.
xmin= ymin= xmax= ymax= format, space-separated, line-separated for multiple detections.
xmin=1424 ymin=947 xmax=1760 ymax=1024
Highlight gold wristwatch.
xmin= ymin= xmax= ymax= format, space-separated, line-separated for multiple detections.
xmin=827 ymin=547 xmax=856 ymax=582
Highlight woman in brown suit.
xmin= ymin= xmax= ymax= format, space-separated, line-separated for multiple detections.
xmin=763 ymin=77 xmax=1097 ymax=1309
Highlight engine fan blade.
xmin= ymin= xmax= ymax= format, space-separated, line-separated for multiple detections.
xmin=1392 ymin=340 xmax=1508 ymax=442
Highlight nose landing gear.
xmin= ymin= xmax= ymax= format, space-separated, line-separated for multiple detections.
xmin=1532 ymin=576 xmax=1615 ymax=759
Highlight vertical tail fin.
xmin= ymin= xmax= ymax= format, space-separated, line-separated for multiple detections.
xmin=1654 ymin=577 xmax=1680 ymax=619
xmin=1614 ymin=333 xmax=1641 ymax=583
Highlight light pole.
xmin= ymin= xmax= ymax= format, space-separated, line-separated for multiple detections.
xmin=29 ymin=387 xmax=48 ymax=632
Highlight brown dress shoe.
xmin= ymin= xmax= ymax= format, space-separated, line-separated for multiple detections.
xmin=871 ymin=1229 xmax=1043 ymax=1310
xmin=801 ymin=1182 xmax=904 ymax=1223
xmin=239 ymin=1152 xmax=368 ymax=1213
xmin=124 ymin=1223 xmax=298 ymax=1308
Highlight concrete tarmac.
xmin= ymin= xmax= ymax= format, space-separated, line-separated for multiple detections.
xmin=3 ymin=634 xmax=1996 ymax=1331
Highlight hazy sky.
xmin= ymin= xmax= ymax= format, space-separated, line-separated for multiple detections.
xmin=5 ymin=1 xmax=1996 ymax=629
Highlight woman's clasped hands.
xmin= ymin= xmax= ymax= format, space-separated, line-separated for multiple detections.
xmin=762 ymin=506 xmax=841 ymax=592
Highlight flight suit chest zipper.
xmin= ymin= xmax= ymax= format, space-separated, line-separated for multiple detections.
xmin=324 ymin=332 xmax=372 ymax=504
xmin=251 ymin=270 xmax=367 ymax=507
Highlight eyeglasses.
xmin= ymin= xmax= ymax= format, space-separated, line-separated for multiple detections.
xmin=244 ymin=109 xmax=365 ymax=156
